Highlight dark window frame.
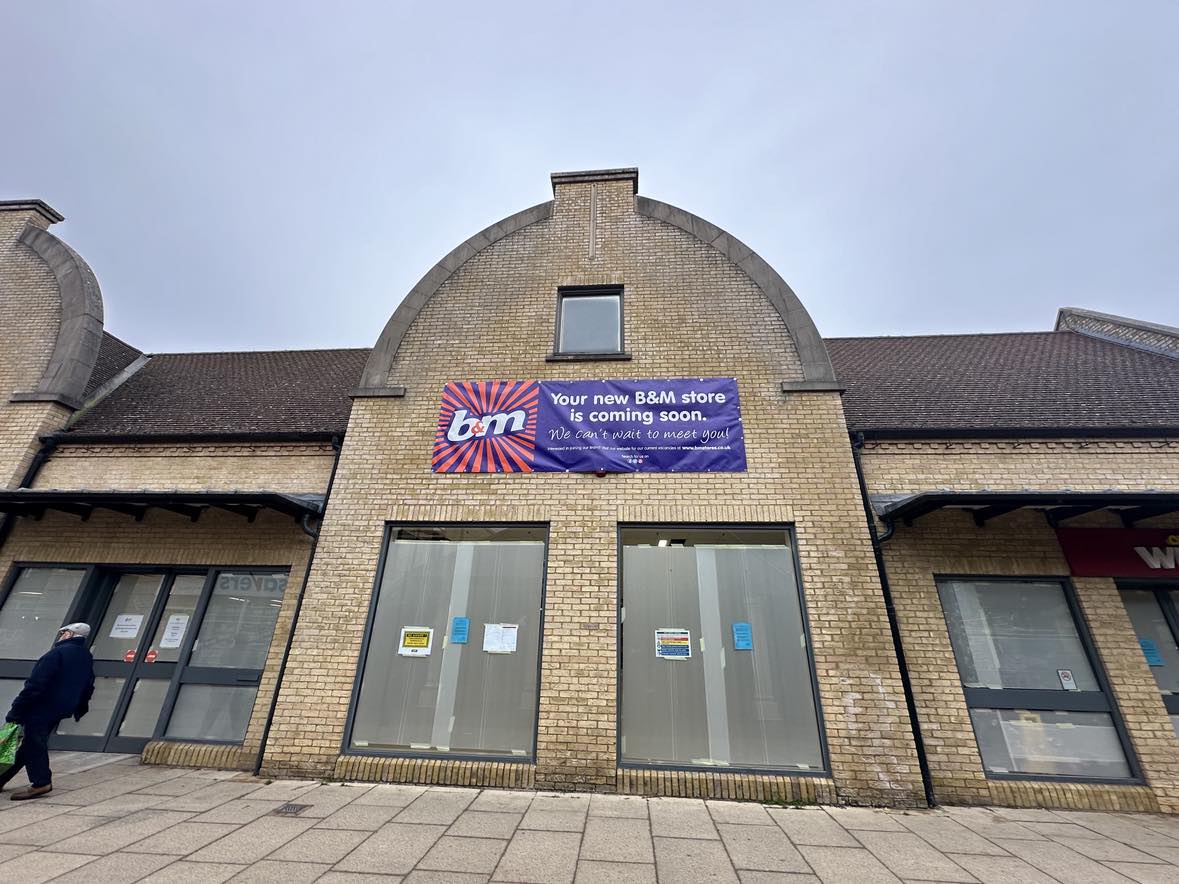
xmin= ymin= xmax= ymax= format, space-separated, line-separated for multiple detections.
xmin=548 ymin=285 xmax=631 ymax=361
xmin=935 ymin=573 xmax=1142 ymax=785
xmin=0 ymin=562 xmax=289 ymax=751
xmin=341 ymin=521 xmax=550 ymax=764
xmin=1117 ymin=580 xmax=1179 ymax=718
xmin=615 ymin=523 xmax=830 ymax=777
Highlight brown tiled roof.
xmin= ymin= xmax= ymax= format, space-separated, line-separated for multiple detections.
xmin=65 ymin=348 xmax=369 ymax=441
xmin=83 ymin=332 xmax=143 ymax=399
xmin=828 ymin=330 xmax=1179 ymax=436
xmin=59 ymin=328 xmax=1179 ymax=442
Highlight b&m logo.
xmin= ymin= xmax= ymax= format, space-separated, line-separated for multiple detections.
xmin=433 ymin=381 xmax=539 ymax=473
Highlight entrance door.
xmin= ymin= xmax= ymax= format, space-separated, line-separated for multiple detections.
xmin=55 ymin=572 xmax=206 ymax=753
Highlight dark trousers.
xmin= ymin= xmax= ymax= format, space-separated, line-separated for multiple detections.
xmin=0 ymin=721 xmax=54 ymax=789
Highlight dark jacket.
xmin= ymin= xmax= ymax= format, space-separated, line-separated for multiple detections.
xmin=6 ymin=636 xmax=95 ymax=726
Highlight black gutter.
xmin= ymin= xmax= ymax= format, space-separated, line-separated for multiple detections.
xmin=253 ymin=434 xmax=343 ymax=776
xmin=852 ymin=426 xmax=1179 ymax=441
xmin=0 ymin=436 xmax=57 ymax=552
xmin=850 ymin=432 xmax=936 ymax=807
xmin=47 ymin=430 xmax=343 ymax=446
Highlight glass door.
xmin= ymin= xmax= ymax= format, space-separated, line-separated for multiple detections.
xmin=55 ymin=572 xmax=207 ymax=753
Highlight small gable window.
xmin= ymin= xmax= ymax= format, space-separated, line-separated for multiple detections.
xmin=554 ymin=286 xmax=624 ymax=357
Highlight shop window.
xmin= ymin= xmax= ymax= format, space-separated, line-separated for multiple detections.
xmin=1120 ymin=586 xmax=1179 ymax=738
xmin=938 ymin=578 xmax=1135 ymax=780
xmin=348 ymin=525 xmax=546 ymax=759
xmin=619 ymin=526 xmax=825 ymax=772
xmin=0 ymin=565 xmax=287 ymax=752
xmin=554 ymin=287 xmax=623 ymax=356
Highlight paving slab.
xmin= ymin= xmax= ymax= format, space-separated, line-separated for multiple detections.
xmin=469 ymin=790 xmax=534 ymax=814
xmin=797 ymin=846 xmax=903 ymax=883
xmin=404 ymin=872 xmax=487 ymax=883
xmin=895 ymin=812 xmax=1010 ymax=856
xmin=708 ymin=800 xmax=776 ymax=825
xmin=1103 ymin=862 xmax=1179 ymax=883
xmin=1053 ymin=835 xmax=1166 ymax=864
xmin=191 ymin=800 xmax=285 ymax=825
xmin=238 ymin=781 xmax=318 ymax=803
xmin=52 ymin=850 xmax=179 ymax=883
xmin=186 ymin=815 xmax=316 ymax=864
xmin=492 ymin=829 xmax=581 ymax=883
xmin=228 ymin=859 xmax=332 ymax=883
xmin=140 ymin=860 xmax=249 ymax=884
xmin=823 ymin=806 xmax=907 ymax=831
xmin=315 ymin=802 xmax=403 ymax=831
xmin=945 ymin=853 xmax=1058 ymax=884
xmin=653 ymin=836 xmax=740 ymax=882
xmin=396 ymin=789 xmax=477 ymax=825
xmin=334 ymin=822 xmax=447 ymax=875
xmin=268 ymin=827 xmax=369 ymax=863
xmin=587 ymin=794 xmax=647 ymax=818
xmin=170 ymin=782 xmax=268 ymax=813
xmin=851 ymin=830 xmax=977 ymax=882
xmin=53 ymin=809 xmax=196 ymax=854
xmin=580 ymin=816 xmax=654 ymax=863
xmin=575 ymin=859 xmax=657 ymax=883
xmin=0 ymin=849 xmax=102 ymax=883
xmin=0 ymin=842 xmax=33 ymax=862
xmin=127 ymin=821 xmax=241 ymax=856
xmin=518 ymin=807 xmax=587 ymax=832
xmin=417 ymin=834 xmax=507 ymax=873
xmin=718 ymin=823 xmax=810 ymax=873
xmin=351 ymin=784 xmax=425 ymax=807
xmin=449 ymin=810 xmax=524 ymax=839
xmin=648 ymin=797 xmax=719 ymax=839
xmin=767 ymin=808 xmax=858 ymax=847
xmin=0 ymin=810 xmax=112 ymax=845
xmin=997 ymin=837 xmax=1139 ymax=883
xmin=737 ymin=874 xmax=820 ymax=883
xmin=319 ymin=874 xmax=405 ymax=884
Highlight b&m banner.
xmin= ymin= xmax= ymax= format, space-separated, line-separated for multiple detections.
xmin=433 ymin=378 xmax=746 ymax=473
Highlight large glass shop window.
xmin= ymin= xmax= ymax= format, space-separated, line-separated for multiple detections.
xmin=349 ymin=525 xmax=546 ymax=758
xmin=620 ymin=527 xmax=824 ymax=771
xmin=938 ymin=579 xmax=1133 ymax=780
xmin=1120 ymin=586 xmax=1179 ymax=738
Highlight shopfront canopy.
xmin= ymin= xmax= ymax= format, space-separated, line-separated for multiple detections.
xmin=0 ymin=489 xmax=323 ymax=523
xmin=873 ymin=490 xmax=1179 ymax=530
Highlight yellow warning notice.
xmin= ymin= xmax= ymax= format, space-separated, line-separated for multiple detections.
xmin=398 ymin=626 xmax=433 ymax=656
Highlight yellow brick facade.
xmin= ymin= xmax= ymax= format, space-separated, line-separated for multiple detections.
xmin=862 ymin=439 xmax=1179 ymax=813
xmin=262 ymin=177 xmax=925 ymax=805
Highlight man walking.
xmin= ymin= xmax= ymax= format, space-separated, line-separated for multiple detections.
xmin=0 ymin=622 xmax=95 ymax=800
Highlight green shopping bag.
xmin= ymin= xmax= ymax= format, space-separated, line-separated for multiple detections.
xmin=0 ymin=722 xmax=21 ymax=771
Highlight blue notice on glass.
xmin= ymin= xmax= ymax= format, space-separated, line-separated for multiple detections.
xmin=1140 ymin=638 xmax=1165 ymax=666
xmin=451 ymin=617 xmax=470 ymax=644
xmin=732 ymin=622 xmax=753 ymax=651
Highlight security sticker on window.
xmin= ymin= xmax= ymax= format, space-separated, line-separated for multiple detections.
xmin=1057 ymin=668 xmax=1078 ymax=691
xmin=398 ymin=627 xmax=434 ymax=657
xmin=655 ymin=628 xmax=692 ymax=660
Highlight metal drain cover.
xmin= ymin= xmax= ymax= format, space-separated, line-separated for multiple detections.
xmin=273 ymin=803 xmax=311 ymax=816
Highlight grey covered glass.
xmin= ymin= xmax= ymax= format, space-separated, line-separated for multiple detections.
xmin=0 ymin=568 xmax=86 ymax=660
xmin=938 ymin=580 xmax=1099 ymax=691
xmin=970 ymin=709 xmax=1131 ymax=779
xmin=189 ymin=572 xmax=286 ymax=669
xmin=90 ymin=574 xmax=164 ymax=661
xmin=1120 ymin=589 xmax=1179 ymax=695
xmin=57 ymin=676 xmax=125 ymax=738
xmin=148 ymin=575 xmax=206 ymax=663
xmin=350 ymin=526 xmax=546 ymax=757
xmin=166 ymin=684 xmax=258 ymax=742
xmin=620 ymin=527 xmax=823 ymax=771
xmin=118 ymin=678 xmax=171 ymax=738
xmin=558 ymin=293 xmax=621 ymax=354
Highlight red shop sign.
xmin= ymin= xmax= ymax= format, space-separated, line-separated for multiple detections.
xmin=1057 ymin=528 xmax=1179 ymax=577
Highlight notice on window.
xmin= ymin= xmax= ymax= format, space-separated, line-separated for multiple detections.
xmin=451 ymin=616 xmax=470 ymax=644
xmin=483 ymin=623 xmax=518 ymax=654
xmin=1140 ymin=638 xmax=1165 ymax=667
xmin=655 ymin=628 xmax=692 ymax=660
xmin=732 ymin=622 xmax=753 ymax=651
xmin=159 ymin=614 xmax=190 ymax=649
xmin=398 ymin=627 xmax=434 ymax=657
xmin=1057 ymin=669 xmax=1078 ymax=691
xmin=109 ymin=613 xmax=144 ymax=639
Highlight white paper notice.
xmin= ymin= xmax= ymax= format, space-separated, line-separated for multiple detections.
xmin=109 ymin=613 xmax=144 ymax=639
xmin=159 ymin=614 xmax=190 ymax=649
xmin=482 ymin=623 xmax=519 ymax=654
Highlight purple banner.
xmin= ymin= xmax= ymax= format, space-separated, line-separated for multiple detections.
xmin=433 ymin=378 xmax=746 ymax=473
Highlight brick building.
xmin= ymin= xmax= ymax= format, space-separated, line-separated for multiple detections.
xmin=0 ymin=169 xmax=1175 ymax=812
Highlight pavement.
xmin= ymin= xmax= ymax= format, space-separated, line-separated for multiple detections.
xmin=0 ymin=755 xmax=1177 ymax=883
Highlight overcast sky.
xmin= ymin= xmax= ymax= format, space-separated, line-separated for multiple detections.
xmin=4 ymin=2 xmax=1177 ymax=353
